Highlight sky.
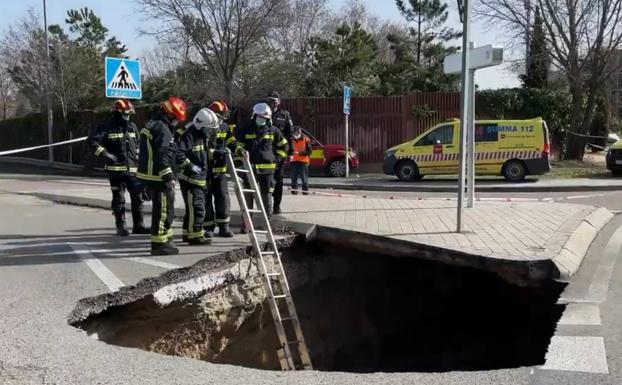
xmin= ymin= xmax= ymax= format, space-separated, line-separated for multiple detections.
xmin=0 ymin=0 xmax=521 ymax=90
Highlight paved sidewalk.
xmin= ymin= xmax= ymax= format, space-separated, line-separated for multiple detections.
xmin=0 ymin=174 xmax=613 ymax=282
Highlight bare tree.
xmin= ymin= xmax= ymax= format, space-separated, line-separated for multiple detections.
xmin=137 ymin=0 xmax=284 ymax=102
xmin=0 ymin=65 xmax=16 ymax=120
xmin=478 ymin=0 xmax=622 ymax=159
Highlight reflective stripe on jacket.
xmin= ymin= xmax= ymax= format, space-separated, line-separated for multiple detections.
xmin=137 ymin=117 xmax=176 ymax=183
xmin=87 ymin=116 xmax=140 ymax=173
xmin=176 ymin=126 xmax=208 ymax=187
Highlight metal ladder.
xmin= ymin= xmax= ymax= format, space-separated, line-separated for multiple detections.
xmin=225 ymin=151 xmax=313 ymax=371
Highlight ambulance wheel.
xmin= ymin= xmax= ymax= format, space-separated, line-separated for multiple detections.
xmin=503 ymin=160 xmax=527 ymax=182
xmin=396 ymin=160 xmax=423 ymax=181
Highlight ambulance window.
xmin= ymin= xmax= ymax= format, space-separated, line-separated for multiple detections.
xmin=416 ymin=125 xmax=453 ymax=146
xmin=475 ymin=123 xmax=499 ymax=142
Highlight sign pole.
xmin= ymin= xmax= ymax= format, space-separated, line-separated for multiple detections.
xmin=345 ymin=113 xmax=349 ymax=179
xmin=467 ymin=44 xmax=476 ymax=208
xmin=343 ymin=85 xmax=352 ymax=179
xmin=457 ymin=0 xmax=471 ymax=233
xmin=43 ymin=0 xmax=54 ymax=162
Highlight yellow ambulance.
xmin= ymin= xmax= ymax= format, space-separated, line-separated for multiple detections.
xmin=383 ymin=118 xmax=551 ymax=182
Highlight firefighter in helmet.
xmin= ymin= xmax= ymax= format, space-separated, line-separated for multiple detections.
xmin=137 ymin=96 xmax=188 ymax=256
xmin=177 ymin=108 xmax=219 ymax=245
xmin=234 ymin=103 xmax=289 ymax=231
xmin=88 ymin=99 xmax=149 ymax=236
xmin=203 ymin=101 xmax=240 ymax=238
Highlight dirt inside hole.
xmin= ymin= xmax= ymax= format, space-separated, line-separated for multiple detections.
xmin=76 ymin=239 xmax=566 ymax=373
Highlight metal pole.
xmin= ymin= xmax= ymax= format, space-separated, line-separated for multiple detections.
xmin=69 ymin=131 xmax=73 ymax=164
xmin=457 ymin=0 xmax=471 ymax=233
xmin=345 ymin=114 xmax=349 ymax=178
xmin=43 ymin=0 xmax=54 ymax=162
xmin=467 ymin=42 xmax=476 ymax=208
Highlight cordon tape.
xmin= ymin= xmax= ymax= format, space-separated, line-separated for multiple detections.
xmin=0 ymin=137 xmax=87 ymax=157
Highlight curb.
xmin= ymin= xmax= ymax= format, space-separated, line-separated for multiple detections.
xmin=3 ymin=157 xmax=622 ymax=193
xmin=552 ymin=207 xmax=615 ymax=280
xmin=25 ymin=192 xmax=243 ymax=227
xmin=307 ymin=181 xmax=622 ymax=193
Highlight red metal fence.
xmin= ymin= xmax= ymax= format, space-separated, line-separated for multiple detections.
xmin=281 ymin=93 xmax=461 ymax=163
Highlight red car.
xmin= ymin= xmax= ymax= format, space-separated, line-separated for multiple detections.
xmin=300 ymin=128 xmax=360 ymax=177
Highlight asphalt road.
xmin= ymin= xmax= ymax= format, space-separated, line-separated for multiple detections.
xmin=1 ymin=172 xmax=622 ymax=384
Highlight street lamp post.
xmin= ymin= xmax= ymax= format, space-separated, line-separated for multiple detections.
xmin=43 ymin=0 xmax=54 ymax=162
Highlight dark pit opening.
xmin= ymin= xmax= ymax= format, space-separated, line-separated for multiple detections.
xmin=75 ymin=238 xmax=566 ymax=373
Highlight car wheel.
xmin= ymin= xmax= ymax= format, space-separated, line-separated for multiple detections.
xmin=503 ymin=160 xmax=527 ymax=182
xmin=327 ymin=159 xmax=347 ymax=177
xmin=396 ymin=160 xmax=422 ymax=182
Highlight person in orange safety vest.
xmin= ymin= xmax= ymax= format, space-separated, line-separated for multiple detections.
xmin=289 ymin=126 xmax=312 ymax=195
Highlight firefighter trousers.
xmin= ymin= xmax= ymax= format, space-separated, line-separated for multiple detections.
xmin=272 ymin=160 xmax=285 ymax=209
xmin=180 ymin=181 xmax=206 ymax=239
xmin=243 ymin=172 xmax=275 ymax=217
xmin=149 ymin=183 xmax=175 ymax=244
xmin=204 ymin=173 xmax=230 ymax=229
xmin=108 ymin=172 xmax=144 ymax=219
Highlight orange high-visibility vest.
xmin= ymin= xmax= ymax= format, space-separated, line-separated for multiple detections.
xmin=292 ymin=136 xmax=311 ymax=164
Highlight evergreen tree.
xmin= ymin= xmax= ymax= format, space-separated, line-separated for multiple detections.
xmin=395 ymin=0 xmax=460 ymax=64
xmin=305 ymin=23 xmax=379 ymax=96
xmin=521 ymin=7 xmax=549 ymax=88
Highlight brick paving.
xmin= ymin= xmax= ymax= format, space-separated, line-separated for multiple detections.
xmin=276 ymin=195 xmax=597 ymax=263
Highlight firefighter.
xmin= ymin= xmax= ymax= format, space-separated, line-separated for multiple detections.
xmin=177 ymin=108 xmax=217 ymax=245
xmin=204 ymin=101 xmax=239 ymax=238
xmin=235 ymin=103 xmax=289 ymax=232
xmin=266 ymin=91 xmax=294 ymax=215
xmin=137 ymin=96 xmax=188 ymax=256
xmin=289 ymin=126 xmax=313 ymax=195
xmin=88 ymin=99 xmax=149 ymax=236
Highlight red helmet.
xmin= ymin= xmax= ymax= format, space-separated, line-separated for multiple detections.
xmin=113 ymin=99 xmax=134 ymax=114
xmin=161 ymin=96 xmax=188 ymax=122
xmin=208 ymin=101 xmax=230 ymax=120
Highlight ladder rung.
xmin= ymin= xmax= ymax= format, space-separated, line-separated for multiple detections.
xmin=266 ymin=272 xmax=281 ymax=277
xmin=242 ymin=189 xmax=256 ymax=193
xmin=255 ymin=230 xmax=268 ymax=234
xmin=273 ymin=294 xmax=287 ymax=299
xmin=281 ymin=316 xmax=296 ymax=322
xmin=261 ymin=251 xmax=275 ymax=255
xmin=235 ymin=168 xmax=250 ymax=173
xmin=248 ymin=209 xmax=262 ymax=213
xmin=286 ymin=340 xmax=300 ymax=345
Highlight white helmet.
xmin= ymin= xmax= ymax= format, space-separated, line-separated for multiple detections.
xmin=252 ymin=103 xmax=272 ymax=119
xmin=192 ymin=108 xmax=220 ymax=130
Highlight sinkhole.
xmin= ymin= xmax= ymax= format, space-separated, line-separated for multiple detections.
xmin=72 ymin=236 xmax=566 ymax=373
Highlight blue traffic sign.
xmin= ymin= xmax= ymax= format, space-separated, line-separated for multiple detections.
xmin=105 ymin=57 xmax=142 ymax=99
xmin=343 ymin=86 xmax=352 ymax=115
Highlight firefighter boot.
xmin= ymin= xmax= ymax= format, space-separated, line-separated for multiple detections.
xmin=218 ymin=223 xmax=234 ymax=238
xmin=204 ymin=225 xmax=215 ymax=239
xmin=188 ymin=236 xmax=212 ymax=246
xmin=151 ymin=242 xmax=179 ymax=256
xmin=131 ymin=209 xmax=150 ymax=235
xmin=114 ymin=212 xmax=130 ymax=237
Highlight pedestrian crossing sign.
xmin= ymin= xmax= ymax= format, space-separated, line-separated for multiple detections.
xmin=105 ymin=57 xmax=142 ymax=99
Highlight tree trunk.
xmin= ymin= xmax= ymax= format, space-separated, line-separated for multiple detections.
xmin=565 ymin=133 xmax=587 ymax=161
xmin=416 ymin=9 xmax=422 ymax=64
xmin=563 ymin=85 xmax=587 ymax=160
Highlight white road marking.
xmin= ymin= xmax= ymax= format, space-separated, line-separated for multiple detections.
xmin=558 ymin=303 xmax=602 ymax=326
xmin=69 ymin=244 xmax=124 ymax=292
xmin=541 ymin=336 xmax=609 ymax=374
xmin=564 ymin=193 xmax=608 ymax=200
xmin=123 ymin=256 xmax=181 ymax=270
xmin=586 ymin=225 xmax=622 ymax=303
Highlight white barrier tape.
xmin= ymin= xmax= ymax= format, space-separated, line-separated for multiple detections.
xmin=0 ymin=136 xmax=87 ymax=156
